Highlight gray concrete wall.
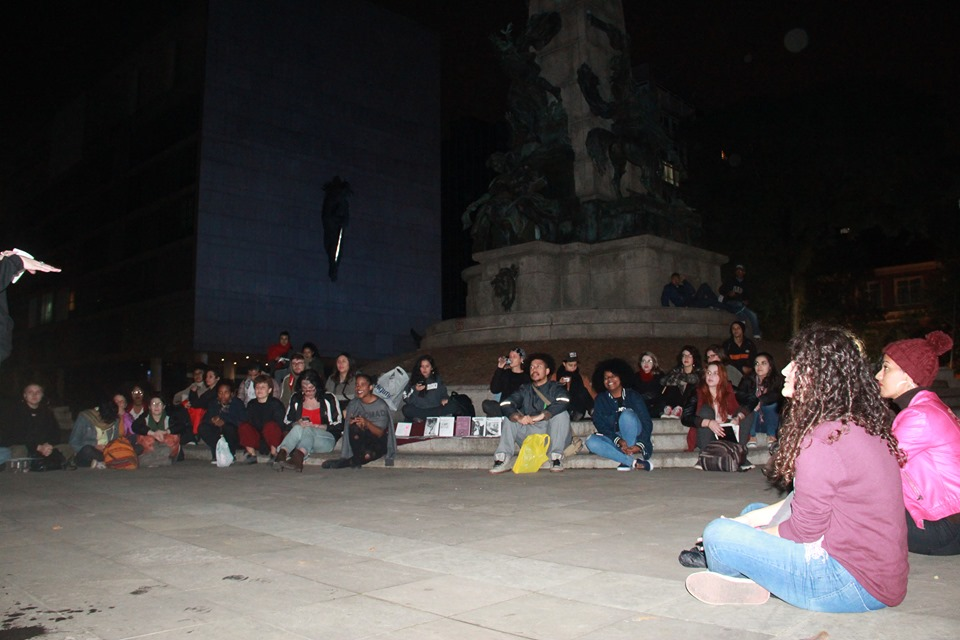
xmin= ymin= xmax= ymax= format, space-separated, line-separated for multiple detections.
xmin=195 ymin=0 xmax=441 ymax=359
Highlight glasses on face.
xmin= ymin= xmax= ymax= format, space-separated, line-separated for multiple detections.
xmin=132 ymin=390 xmax=144 ymax=395
xmin=149 ymin=400 xmax=163 ymax=407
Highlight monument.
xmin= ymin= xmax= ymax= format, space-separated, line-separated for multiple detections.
xmin=424 ymin=0 xmax=731 ymax=349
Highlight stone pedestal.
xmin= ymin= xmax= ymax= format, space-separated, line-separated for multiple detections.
xmin=421 ymin=236 xmax=731 ymax=349
xmin=465 ymin=235 xmax=725 ymax=316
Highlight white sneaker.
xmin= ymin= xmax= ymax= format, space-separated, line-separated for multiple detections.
xmin=685 ymin=571 xmax=770 ymax=605
xmin=489 ymin=458 xmax=511 ymax=474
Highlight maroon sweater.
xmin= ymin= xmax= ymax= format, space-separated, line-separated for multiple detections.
xmin=779 ymin=420 xmax=908 ymax=606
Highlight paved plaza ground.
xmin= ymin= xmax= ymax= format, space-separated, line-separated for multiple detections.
xmin=0 ymin=462 xmax=956 ymax=640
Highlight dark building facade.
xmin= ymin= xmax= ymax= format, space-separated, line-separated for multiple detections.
xmin=1 ymin=0 xmax=441 ymax=405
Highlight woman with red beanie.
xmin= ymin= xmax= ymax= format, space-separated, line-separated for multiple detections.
xmin=877 ymin=330 xmax=960 ymax=555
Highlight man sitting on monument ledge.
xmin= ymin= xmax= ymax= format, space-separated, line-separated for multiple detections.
xmin=661 ymin=273 xmax=722 ymax=309
xmin=490 ymin=353 xmax=571 ymax=474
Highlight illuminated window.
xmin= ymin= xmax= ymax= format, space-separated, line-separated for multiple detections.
xmin=40 ymin=292 xmax=54 ymax=324
xmin=662 ymin=161 xmax=679 ymax=187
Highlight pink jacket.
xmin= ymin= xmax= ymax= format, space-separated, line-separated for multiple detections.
xmin=893 ymin=390 xmax=960 ymax=527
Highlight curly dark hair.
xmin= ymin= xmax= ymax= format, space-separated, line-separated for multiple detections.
xmin=591 ymin=358 xmax=638 ymax=393
xmin=526 ymin=352 xmax=556 ymax=376
xmin=675 ymin=345 xmax=702 ymax=369
xmin=767 ymin=323 xmax=903 ymax=490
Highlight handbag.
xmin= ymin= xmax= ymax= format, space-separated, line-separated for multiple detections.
xmin=512 ymin=433 xmax=550 ymax=474
xmin=697 ymin=440 xmax=749 ymax=472
xmin=215 ymin=435 xmax=233 ymax=467
xmin=103 ymin=437 xmax=139 ymax=470
xmin=373 ymin=366 xmax=410 ymax=411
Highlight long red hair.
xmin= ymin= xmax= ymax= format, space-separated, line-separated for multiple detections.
xmin=697 ymin=363 xmax=738 ymax=420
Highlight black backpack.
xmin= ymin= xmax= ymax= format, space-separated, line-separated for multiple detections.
xmin=697 ymin=440 xmax=751 ymax=472
xmin=447 ymin=392 xmax=476 ymax=417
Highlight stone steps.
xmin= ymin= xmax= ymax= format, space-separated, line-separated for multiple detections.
xmin=182 ymin=417 xmax=773 ymax=470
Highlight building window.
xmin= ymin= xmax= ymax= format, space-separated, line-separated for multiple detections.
xmin=894 ymin=277 xmax=923 ymax=306
xmin=864 ymin=281 xmax=881 ymax=308
xmin=40 ymin=292 xmax=55 ymax=324
xmin=662 ymin=161 xmax=679 ymax=187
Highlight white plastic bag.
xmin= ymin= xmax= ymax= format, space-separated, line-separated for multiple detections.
xmin=373 ymin=366 xmax=409 ymax=411
xmin=215 ymin=436 xmax=233 ymax=467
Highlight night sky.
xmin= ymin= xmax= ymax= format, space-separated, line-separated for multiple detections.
xmin=3 ymin=1 xmax=957 ymax=135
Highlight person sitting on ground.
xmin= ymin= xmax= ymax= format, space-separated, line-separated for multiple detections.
xmin=130 ymin=393 xmax=188 ymax=463
xmin=704 ymin=344 xmax=743 ymax=387
xmin=301 ymin=342 xmax=324 ymax=373
xmin=735 ymin=352 xmax=783 ymax=451
xmin=660 ymin=345 xmax=702 ymax=418
xmin=718 ymin=263 xmax=761 ymax=339
xmin=113 ymin=392 xmax=135 ymax=438
xmin=661 ymin=272 xmax=722 ymax=308
xmin=126 ymin=384 xmax=148 ymax=423
xmin=173 ymin=364 xmax=207 ymax=405
xmin=585 ymin=358 xmax=654 ymax=471
xmin=238 ymin=374 xmax=288 ymax=463
xmin=683 ymin=324 xmax=907 ymax=612
xmin=325 ymin=352 xmax=357 ymax=410
xmin=277 ymin=353 xmax=306 ymax=408
xmin=556 ymin=351 xmax=595 ymax=421
xmin=197 ymin=381 xmax=246 ymax=464
xmin=237 ymin=362 xmax=265 ymax=406
xmin=490 ymin=353 xmax=571 ymax=474
xmin=68 ymin=396 xmax=121 ymax=469
xmin=681 ymin=360 xmax=748 ymax=454
xmin=877 ymin=330 xmax=960 ymax=556
xmin=188 ymin=368 xmax=221 ymax=411
xmin=0 ymin=383 xmax=69 ymax=469
xmin=722 ymin=320 xmax=757 ymax=378
xmin=634 ymin=351 xmax=665 ymax=417
xmin=275 ymin=369 xmax=343 ymax=471
xmin=482 ymin=347 xmax=527 ymax=417
xmin=322 ymin=372 xmax=395 ymax=469
xmin=401 ymin=355 xmax=453 ymax=420
xmin=268 ymin=330 xmax=293 ymax=381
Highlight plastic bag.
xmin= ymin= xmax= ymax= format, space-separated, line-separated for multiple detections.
xmin=215 ymin=436 xmax=233 ymax=467
xmin=512 ymin=433 xmax=550 ymax=474
xmin=373 ymin=366 xmax=410 ymax=411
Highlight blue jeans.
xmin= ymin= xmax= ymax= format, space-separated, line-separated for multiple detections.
xmin=749 ymin=403 xmax=780 ymax=438
xmin=584 ymin=409 xmax=653 ymax=466
xmin=702 ymin=503 xmax=886 ymax=612
xmin=721 ymin=301 xmax=761 ymax=337
xmin=279 ymin=425 xmax=335 ymax=456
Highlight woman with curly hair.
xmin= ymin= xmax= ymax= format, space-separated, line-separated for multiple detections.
xmin=684 ymin=323 xmax=908 ymax=611
xmin=585 ymin=358 xmax=654 ymax=471
xmin=877 ymin=331 xmax=960 ymax=555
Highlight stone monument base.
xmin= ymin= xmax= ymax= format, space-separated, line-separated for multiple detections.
xmin=422 ymin=306 xmax=735 ymax=349
xmin=422 ymin=235 xmax=735 ymax=349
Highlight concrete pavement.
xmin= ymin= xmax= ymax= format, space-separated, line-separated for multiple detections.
xmin=0 ymin=462 xmax=956 ymax=639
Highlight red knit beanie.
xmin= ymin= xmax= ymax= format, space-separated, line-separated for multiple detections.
xmin=882 ymin=331 xmax=953 ymax=388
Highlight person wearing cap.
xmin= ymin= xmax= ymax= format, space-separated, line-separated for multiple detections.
xmin=877 ymin=330 xmax=960 ymax=555
xmin=557 ymin=351 xmax=595 ymax=421
xmin=718 ymin=264 xmax=761 ymax=339
xmin=482 ymin=347 xmax=527 ymax=417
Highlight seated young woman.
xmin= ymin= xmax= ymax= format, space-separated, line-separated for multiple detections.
xmin=877 ymin=331 xmax=960 ymax=556
xmin=131 ymin=393 xmax=188 ymax=462
xmin=634 ymin=351 xmax=665 ymax=417
xmin=683 ymin=324 xmax=908 ymax=612
xmin=274 ymin=369 xmax=343 ymax=472
xmin=680 ymin=361 xmax=747 ymax=454
xmin=68 ymin=396 xmax=121 ymax=469
xmin=585 ymin=358 xmax=654 ymax=471
xmin=325 ymin=352 xmax=357 ymax=410
xmin=659 ymin=345 xmax=702 ymax=418
xmin=401 ymin=355 xmax=452 ymax=420
xmin=735 ymin=352 xmax=784 ymax=451
xmin=238 ymin=374 xmax=287 ymax=463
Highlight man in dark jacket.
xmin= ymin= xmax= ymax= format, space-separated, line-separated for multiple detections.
xmin=490 ymin=353 xmax=571 ymax=474
xmin=197 ymin=381 xmax=246 ymax=463
xmin=0 ymin=383 xmax=65 ymax=467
